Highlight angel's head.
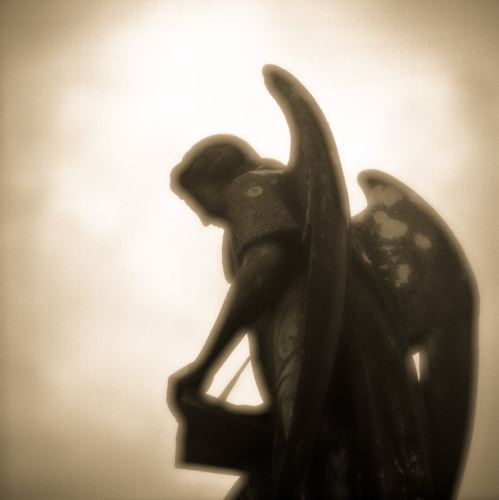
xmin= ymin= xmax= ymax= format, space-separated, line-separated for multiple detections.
xmin=171 ymin=135 xmax=261 ymax=224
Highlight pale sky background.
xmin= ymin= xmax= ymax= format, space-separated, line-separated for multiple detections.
xmin=1 ymin=1 xmax=498 ymax=499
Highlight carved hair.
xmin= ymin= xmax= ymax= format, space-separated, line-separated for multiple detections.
xmin=171 ymin=135 xmax=261 ymax=196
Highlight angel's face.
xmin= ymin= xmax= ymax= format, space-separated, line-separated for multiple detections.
xmin=182 ymin=181 xmax=229 ymax=227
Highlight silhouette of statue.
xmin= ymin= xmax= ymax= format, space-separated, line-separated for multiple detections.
xmin=167 ymin=65 xmax=477 ymax=500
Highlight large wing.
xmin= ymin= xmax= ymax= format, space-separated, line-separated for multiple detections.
xmin=353 ymin=169 xmax=478 ymax=498
xmin=263 ymin=65 xmax=350 ymax=497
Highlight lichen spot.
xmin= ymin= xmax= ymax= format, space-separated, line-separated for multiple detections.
xmin=373 ymin=210 xmax=408 ymax=239
xmin=367 ymin=184 xmax=403 ymax=207
xmin=246 ymin=185 xmax=263 ymax=197
xmin=395 ymin=264 xmax=411 ymax=287
xmin=414 ymin=233 xmax=431 ymax=249
xmin=361 ymin=252 xmax=372 ymax=265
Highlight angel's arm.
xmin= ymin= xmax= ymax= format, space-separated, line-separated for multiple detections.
xmin=172 ymin=236 xmax=300 ymax=396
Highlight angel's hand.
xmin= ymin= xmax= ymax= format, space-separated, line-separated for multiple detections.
xmin=168 ymin=362 xmax=212 ymax=404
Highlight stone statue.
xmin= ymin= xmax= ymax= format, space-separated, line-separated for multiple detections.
xmin=167 ymin=65 xmax=477 ymax=500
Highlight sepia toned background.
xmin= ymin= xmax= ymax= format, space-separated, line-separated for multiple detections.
xmin=1 ymin=1 xmax=498 ymax=498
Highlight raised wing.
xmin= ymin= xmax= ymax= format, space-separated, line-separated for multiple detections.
xmin=352 ymin=169 xmax=478 ymax=498
xmin=263 ymin=65 xmax=350 ymax=497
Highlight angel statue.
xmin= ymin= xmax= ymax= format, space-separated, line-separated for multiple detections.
xmin=167 ymin=65 xmax=477 ymax=500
